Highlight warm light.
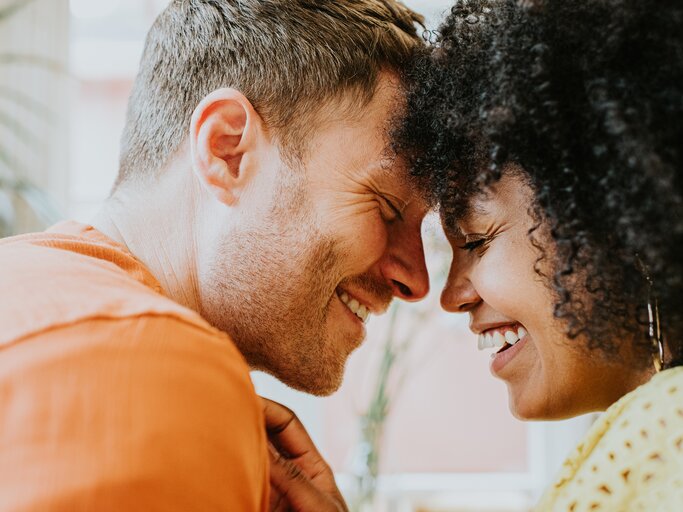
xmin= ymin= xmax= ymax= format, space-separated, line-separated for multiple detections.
xmin=69 ymin=0 xmax=121 ymax=19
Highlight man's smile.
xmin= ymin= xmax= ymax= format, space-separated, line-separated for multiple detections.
xmin=336 ymin=288 xmax=371 ymax=323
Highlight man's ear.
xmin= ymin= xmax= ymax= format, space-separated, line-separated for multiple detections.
xmin=190 ymin=88 xmax=263 ymax=205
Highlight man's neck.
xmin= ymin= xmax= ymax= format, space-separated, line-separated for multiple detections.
xmin=91 ymin=168 xmax=203 ymax=313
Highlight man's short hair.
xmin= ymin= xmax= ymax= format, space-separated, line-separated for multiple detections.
xmin=116 ymin=0 xmax=424 ymax=186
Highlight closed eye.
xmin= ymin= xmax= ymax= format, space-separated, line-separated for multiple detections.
xmin=457 ymin=234 xmax=489 ymax=252
xmin=381 ymin=197 xmax=404 ymax=222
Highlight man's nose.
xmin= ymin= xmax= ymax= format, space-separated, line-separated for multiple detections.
xmin=378 ymin=221 xmax=429 ymax=302
xmin=440 ymin=263 xmax=480 ymax=313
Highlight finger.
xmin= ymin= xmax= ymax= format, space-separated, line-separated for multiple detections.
xmin=268 ymin=443 xmax=342 ymax=512
xmin=261 ymin=397 xmax=323 ymax=462
xmin=268 ymin=484 xmax=287 ymax=512
xmin=262 ymin=398 xmax=342 ymax=498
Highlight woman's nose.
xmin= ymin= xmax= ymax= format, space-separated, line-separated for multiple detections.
xmin=441 ymin=266 xmax=481 ymax=313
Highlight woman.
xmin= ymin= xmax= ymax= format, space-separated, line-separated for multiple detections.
xmin=396 ymin=0 xmax=683 ymax=508
xmin=265 ymin=0 xmax=683 ymax=510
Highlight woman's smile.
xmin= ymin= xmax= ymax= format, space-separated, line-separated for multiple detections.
xmin=489 ymin=330 xmax=529 ymax=375
xmin=439 ymin=173 xmax=648 ymax=419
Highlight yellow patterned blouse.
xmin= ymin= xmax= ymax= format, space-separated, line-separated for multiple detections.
xmin=536 ymin=366 xmax=683 ymax=511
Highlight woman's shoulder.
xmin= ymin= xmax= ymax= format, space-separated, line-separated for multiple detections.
xmin=536 ymin=367 xmax=683 ymax=511
xmin=616 ymin=366 xmax=683 ymax=447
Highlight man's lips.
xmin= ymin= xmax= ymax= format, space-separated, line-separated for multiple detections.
xmin=336 ymin=288 xmax=372 ymax=323
xmin=336 ymin=286 xmax=389 ymax=319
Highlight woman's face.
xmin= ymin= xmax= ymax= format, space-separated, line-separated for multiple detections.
xmin=440 ymin=172 xmax=647 ymax=420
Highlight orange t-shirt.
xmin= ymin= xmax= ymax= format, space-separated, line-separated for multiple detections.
xmin=0 ymin=221 xmax=269 ymax=511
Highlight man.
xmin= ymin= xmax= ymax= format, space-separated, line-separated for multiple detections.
xmin=0 ymin=0 xmax=428 ymax=510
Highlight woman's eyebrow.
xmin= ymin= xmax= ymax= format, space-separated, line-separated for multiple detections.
xmin=470 ymin=202 xmax=491 ymax=217
xmin=458 ymin=201 xmax=491 ymax=226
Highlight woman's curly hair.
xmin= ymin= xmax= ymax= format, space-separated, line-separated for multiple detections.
xmin=397 ymin=0 xmax=683 ymax=367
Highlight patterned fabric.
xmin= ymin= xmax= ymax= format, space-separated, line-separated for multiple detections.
xmin=537 ymin=366 xmax=683 ymax=511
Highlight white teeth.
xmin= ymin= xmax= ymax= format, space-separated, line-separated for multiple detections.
xmin=492 ymin=331 xmax=505 ymax=348
xmin=476 ymin=326 xmax=528 ymax=351
xmin=504 ymin=330 xmax=519 ymax=345
xmin=477 ymin=332 xmax=495 ymax=351
xmin=338 ymin=291 xmax=370 ymax=323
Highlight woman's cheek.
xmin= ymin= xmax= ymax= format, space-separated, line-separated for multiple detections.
xmin=474 ymin=243 xmax=532 ymax=317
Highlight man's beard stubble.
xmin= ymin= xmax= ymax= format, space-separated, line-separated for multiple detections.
xmin=199 ymin=196 xmax=352 ymax=395
xmin=199 ymin=167 xmax=395 ymax=395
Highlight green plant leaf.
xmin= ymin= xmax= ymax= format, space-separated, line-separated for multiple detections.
xmin=0 ymin=85 xmax=54 ymax=119
xmin=0 ymin=0 xmax=64 ymax=235
xmin=0 ymin=142 xmax=21 ymax=176
xmin=0 ymin=0 xmax=37 ymax=22
xmin=0 ymin=107 xmax=41 ymax=145
xmin=0 ymin=143 xmax=60 ymax=222
xmin=13 ymin=181 xmax=60 ymax=225
xmin=0 ymin=53 xmax=64 ymax=73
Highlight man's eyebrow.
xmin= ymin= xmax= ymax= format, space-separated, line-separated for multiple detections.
xmin=376 ymin=160 xmax=421 ymax=193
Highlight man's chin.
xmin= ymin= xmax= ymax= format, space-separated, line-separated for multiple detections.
xmin=264 ymin=359 xmax=347 ymax=397
xmin=282 ymin=370 xmax=344 ymax=397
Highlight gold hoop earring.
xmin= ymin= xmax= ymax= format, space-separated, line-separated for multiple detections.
xmin=636 ymin=254 xmax=665 ymax=372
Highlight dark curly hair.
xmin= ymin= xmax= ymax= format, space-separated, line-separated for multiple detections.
xmin=397 ymin=0 xmax=683 ymax=368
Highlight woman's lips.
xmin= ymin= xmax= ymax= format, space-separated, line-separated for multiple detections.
xmin=489 ymin=332 xmax=529 ymax=375
xmin=477 ymin=324 xmax=526 ymax=350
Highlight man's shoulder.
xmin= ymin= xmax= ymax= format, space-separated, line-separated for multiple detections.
xmin=0 ymin=315 xmax=268 ymax=511
xmin=3 ymin=308 xmax=258 ymax=420
xmin=0 ymin=226 xmax=210 ymax=346
xmin=23 ymin=313 xmax=256 ymax=403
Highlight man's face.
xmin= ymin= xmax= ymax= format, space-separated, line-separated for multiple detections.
xmin=200 ymin=74 xmax=430 ymax=395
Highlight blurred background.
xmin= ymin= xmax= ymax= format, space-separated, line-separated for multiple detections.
xmin=0 ymin=0 xmax=596 ymax=510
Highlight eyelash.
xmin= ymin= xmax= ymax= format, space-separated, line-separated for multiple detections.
xmin=382 ymin=198 xmax=403 ymax=222
xmin=457 ymin=236 xmax=489 ymax=252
